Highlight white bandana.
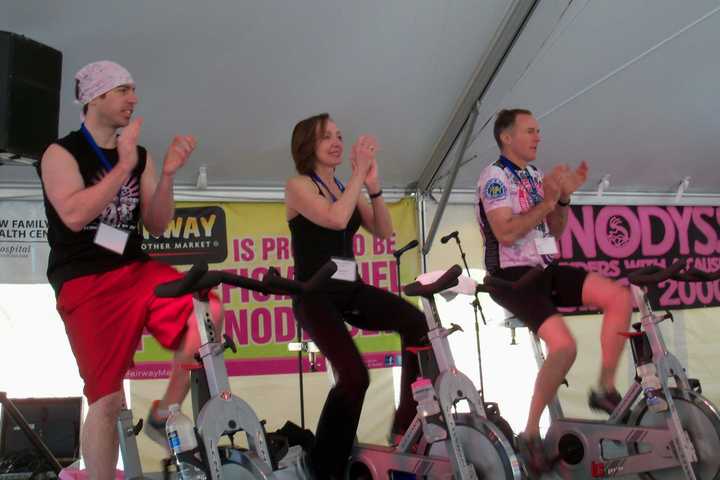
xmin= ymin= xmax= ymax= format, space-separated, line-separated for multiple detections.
xmin=74 ymin=60 xmax=134 ymax=105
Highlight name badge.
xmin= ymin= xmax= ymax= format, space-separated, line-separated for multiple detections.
xmin=94 ymin=223 xmax=129 ymax=255
xmin=331 ymin=257 xmax=357 ymax=282
xmin=534 ymin=236 xmax=558 ymax=256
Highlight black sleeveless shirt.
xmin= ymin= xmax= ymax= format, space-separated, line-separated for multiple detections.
xmin=288 ymin=177 xmax=362 ymax=283
xmin=38 ymin=129 xmax=149 ymax=294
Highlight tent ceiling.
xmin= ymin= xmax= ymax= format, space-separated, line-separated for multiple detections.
xmin=1 ymin=0 xmax=513 ymax=189
xmin=2 ymin=1 xmax=719 ymax=197
xmin=434 ymin=0 xmax=720 ymax=195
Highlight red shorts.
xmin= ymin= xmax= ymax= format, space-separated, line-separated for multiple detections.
xmin=57 ymin=260 xmax=197 ymax=403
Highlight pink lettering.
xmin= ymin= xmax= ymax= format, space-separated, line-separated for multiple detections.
xmin=359 ymin=262 xmax=370 ymax=283
xmin=560 ymin=205 xmax=596 ymax=259
xmin=251 ymin=308 xmax=272 ymax=344
xmin=276 ymin=237 xmax=291 ymax=260
xmin=353 ymin=234 xmax=366 ymax=256
xmin=667 ymin=207 xmax=693 ymax=255
xmin=274 ymin=306 xmax=296 ymax=343
xmin=389 ymin=259 xmax=399 ymax=294
xmin=374 ymin=237 xmax=388 ymax=255
xmin=261 ymin=237 xmax=275 ymax=260
xmin=693 ymin=207 xmax=717 ymax=256
xmin=372 ymin=261 xmax=389 ymax=289
xmin=225 ymin=309 xmax=249 ymax=346
xmin=638 ymin=206 xmax=675 ymax=256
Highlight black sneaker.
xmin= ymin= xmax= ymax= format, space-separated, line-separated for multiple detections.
xmin=516 ymin=433 xmax=550 ymax=479
xmin=588 ymin=388 xmax=622 ymax=415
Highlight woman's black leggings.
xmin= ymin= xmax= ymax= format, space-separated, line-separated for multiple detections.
xmin=292 ymin=282 xmax=428 ymax=479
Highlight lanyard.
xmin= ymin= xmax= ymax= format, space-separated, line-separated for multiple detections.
xmin=310 ymin=172 xmax=345 ymax=203
xmin=80 ymin=123 xmax=114 ymax=171
xmin=310 ymin=172 xmax=352 ymax=258
xmin=499 ymin=156 xmax=542 ymax=205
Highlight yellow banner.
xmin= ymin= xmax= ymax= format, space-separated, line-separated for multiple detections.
xmin=129 ymin=197 xmax=420 ymax=378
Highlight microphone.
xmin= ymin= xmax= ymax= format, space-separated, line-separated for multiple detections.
xmin=440 ymin=231 xmax=459 ymax=244
xmin=392 ymin=239 xmax=419 ymax=259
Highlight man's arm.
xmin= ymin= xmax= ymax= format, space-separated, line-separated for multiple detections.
xmin=546 ymin=199 xmax=570 ymax=237
xmin=486 ymin=201 xmax=556 ymax=245
xmin=140 ymin=136 xmax=196 ymax=236
xmin=140 ymin=153 xmax=175 ymax=236
xmin=40 ymin=122 xmax=142 ymax=232
xmin=545 ymin=161 xmax=588 ymax=237
xmin=483 ymin=169 xmax=562 ymax=244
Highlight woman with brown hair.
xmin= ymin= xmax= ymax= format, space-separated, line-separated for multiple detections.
xmin=285 ymin=113 xmax=428 ymax=479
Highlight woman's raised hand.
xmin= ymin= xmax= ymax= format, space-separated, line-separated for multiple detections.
xmin=351 ymin=135 xmax=378 ymax=178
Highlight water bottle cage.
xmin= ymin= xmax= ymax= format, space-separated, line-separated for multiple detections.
xmin=164 ymin=447 xmax=208 ymax=478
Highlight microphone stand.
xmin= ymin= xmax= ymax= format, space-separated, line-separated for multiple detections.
xmin=394 ymin=251 xmax=405 ymax=299
xmin=393 ymin=241 xmax=418 ymax=299
xmin=449 ymin=234 xmax=487 ymax=400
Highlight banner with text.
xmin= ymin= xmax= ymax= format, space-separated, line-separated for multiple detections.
xmin=558 ymin=205 xmax=720 ymax=312
xmin=129 ymin=198 xmax=420 ymax=379
xmin=0 ymin=201 xmax=50 ymax=284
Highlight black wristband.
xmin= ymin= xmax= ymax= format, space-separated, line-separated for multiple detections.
xmin=369 ymin=189 xmax=383 ymax=199
xmin=557 ymin=197 xmax=571 ymax=207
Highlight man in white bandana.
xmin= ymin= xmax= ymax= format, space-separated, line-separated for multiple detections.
xmin=38 ymin=60 xmax=223 ymax=479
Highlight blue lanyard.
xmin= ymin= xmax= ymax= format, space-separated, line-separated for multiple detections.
xmin=80 ymin=123 xmax=114 ymax=171
xmin=311 ymin=172 xmax=352 ymax=257
xmin=310 ymin=172 xmax=345 ymax=203
xmin=499 ymin=156 xmax=542 ymax=205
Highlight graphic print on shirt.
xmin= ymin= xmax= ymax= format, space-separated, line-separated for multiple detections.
xmin=88 ymin=169 xmax=141 ymax=231
xmin=476 ymin=160 xmax=556 ymax=271
xmin=515 ymin=170 xmax=546 ymax=233
xmin=484 ymin=178 xmax=507 ymax=202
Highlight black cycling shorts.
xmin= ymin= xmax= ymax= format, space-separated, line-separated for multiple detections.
xmin=489 ymin=264 xmax=588 ymax=333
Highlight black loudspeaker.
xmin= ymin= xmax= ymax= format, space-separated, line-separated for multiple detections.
xmin=0 ymin=396 xmax=82 ymax=465
xmin=0 ymin=31 xmax=62 ymax=160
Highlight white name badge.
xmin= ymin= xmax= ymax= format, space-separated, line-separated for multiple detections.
xmin=331 ymin=257 xmax=357 ymax=282
xmin=534 ymin=236 xmax=559 ymax=256
xmin=94 ymin=223 xmax=129 ymax=255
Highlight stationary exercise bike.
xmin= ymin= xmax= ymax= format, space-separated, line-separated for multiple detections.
xmin=480 ymin=259 xmax=720 ymax=479
xmin=117 ymin=261 xmax=338 ymax=480
xmin=342 ymin=265 xmax=522 ymax=480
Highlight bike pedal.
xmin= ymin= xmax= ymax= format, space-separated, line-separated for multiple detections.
xmin=688 ymin=378 xmax=702 ymax=394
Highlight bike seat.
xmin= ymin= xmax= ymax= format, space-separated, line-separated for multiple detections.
xmin=404 ymin=265 xmax=462 ymax=298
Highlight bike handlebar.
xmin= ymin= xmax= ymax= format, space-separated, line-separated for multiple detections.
xmin=475 ymin=259 xmax=720 ymax=293
xmin=628 ymin=259 xmax=720 ymax=286
xmin=154 ymin=260 xmax=338 ymax=298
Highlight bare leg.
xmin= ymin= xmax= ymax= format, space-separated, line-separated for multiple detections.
xmin=581 ymin=274 xmax=632 ymax=391
xmin=159 ymin=296 xmax=224 ymax=409
xmin=524 ymin=315 xmax=577 ymax=437
xmin=82 ymin=390 xmax=124 ymax=480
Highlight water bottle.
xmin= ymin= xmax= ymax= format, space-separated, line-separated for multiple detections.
xmin=411 ymin=378 xmax=447 ymax=443
xmin=637 ymin=363 xmax=668 ymax=413
xmin=165 ymin=404 xmax=206 ymax=480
